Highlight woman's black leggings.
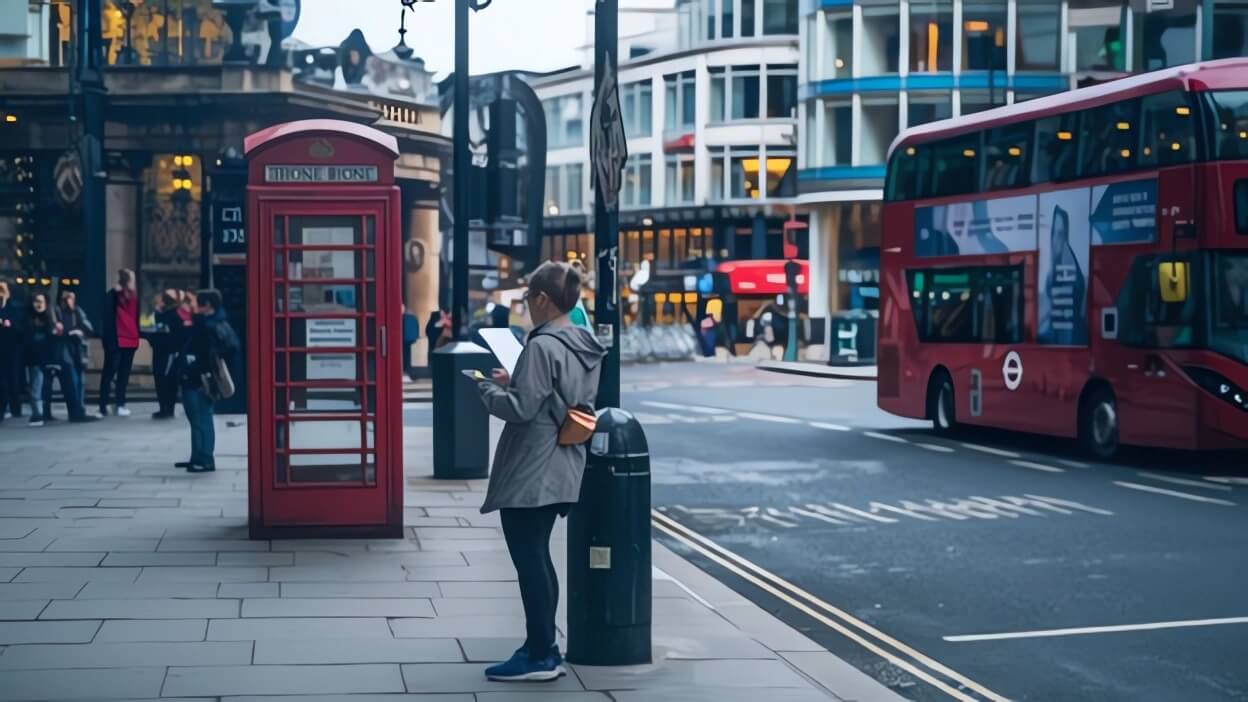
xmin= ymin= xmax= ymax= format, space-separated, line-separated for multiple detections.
xmin=499 ymin=504 xmax=569 ymax=660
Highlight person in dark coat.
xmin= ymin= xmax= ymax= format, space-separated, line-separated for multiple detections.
xmin=56 ymin=291 xmax=94 ymax=413
xmin=22 ymin=293 xmax=91 ymax=424
xmin=149 ymin=291 xmax=183 ymax=419
xmin=0 ymin=281 xmax=23 ymax=422
xmin=177 ymin=289 xmax=239 ymax=473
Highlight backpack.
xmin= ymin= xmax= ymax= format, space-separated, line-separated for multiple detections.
xmin=201 ymin=321 xmax=239 ymax=401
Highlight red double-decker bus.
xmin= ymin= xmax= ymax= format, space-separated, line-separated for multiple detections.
xmin=878 ymin=59 xmax=1248 ymax=458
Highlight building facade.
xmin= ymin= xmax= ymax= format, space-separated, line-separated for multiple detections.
xmin=528 ymin=0 xmax=806 ymax=339
xmin=800 ymin=0 xmax=1248 ymax=358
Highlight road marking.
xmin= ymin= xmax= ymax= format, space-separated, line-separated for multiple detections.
xmin=1205 ymin=476 xmax=1248 ymax=486
xmin=864 ymin=431 xmax=909 ymax=444
xmin=1009 ymin=460 xmax=1065 ymax=474
xmin=959 ymin=442 xmax=1022 ymax=458
xmin=917 ymin=443 xmax=955 ymax=453
xmin=945 ymin=616 xmax=1248 ymax=643
xmin=1138 ymin=472 xmax=1234 ymax=492
xmin=738 ymin=412 xmax=802 ymax=424
xmin=1057 ymin=459 xmax=1091 ymax=469
xmin=633 ymin=412 xmax=675 ymax=425
xmin=809 ymin=421 xmax=851 ymax=432
xmin=1113 ymin=481 xmax=1237 ymax=506
xmin=642 ymin=400 xmax=733 ymax=415
xmin=652 ymin=510 xmax=1006 ymax=702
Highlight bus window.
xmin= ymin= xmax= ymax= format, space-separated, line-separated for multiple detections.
xmin=979 ymin=267 xmax=1024 ymax=344
xmin=886 ymin=145 xmax=920 ymax=201
xmin=1237 ymin=180 xmax=1248 ymax=235
xmin=1033 ymin=112 xmax=1080 ymax=183
xmin=907 ymin=266 xmax=1023 ymax=344
xmin=1079 ymin=99 xmax=1140 ymax=178
xmin=1203 ymin=91 xmax=1248 ymax=160
xmin=1139 ymin=91 xmax=1197 ymax=167
xmin=983 ymin=122 xmax=1033 ymax=191
xmin=925 ymin=133 xmax=982 ymax=199
xmin=1117 ymin=254 xmax=1200 ymax=349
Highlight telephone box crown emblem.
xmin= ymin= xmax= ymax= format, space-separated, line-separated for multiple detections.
xmin=309 ymin=138 xmax=335 ymax=158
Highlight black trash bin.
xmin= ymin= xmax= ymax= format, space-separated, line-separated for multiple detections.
xmin=566 ymin=407 xmax=652 ymax=666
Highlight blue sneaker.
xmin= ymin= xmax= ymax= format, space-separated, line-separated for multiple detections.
xmin=485 ymin=649 xmax=562 ymax=682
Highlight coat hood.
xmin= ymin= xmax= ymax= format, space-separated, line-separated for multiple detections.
xmin=531 ymin=321 xmax=606 ymax=373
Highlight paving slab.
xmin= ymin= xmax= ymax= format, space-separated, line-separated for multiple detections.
xmin=12 ymin=567 xmax=140 ymax=582
xmin=0 ymin=641 xmax=253 ymax=670
xmin=76 ymin=582 xmax=218 ymax=599
xmin=400 ymin=663 xmax=587 ymax=694
xmin=164 ymin=663 xmax=408 ymax=697
xmin=219 ymin=582 xmax=280 ymax=598
xmin=391 ymin=614 xmax=528 ymax=639
xmin=456 ymin=637 xmax=526 ymax=663
xmin=0 ymin=552 xmax=106 ymax=567
xmin=225 ymin=696 xmax=470 ymax=702
xmin=279 ymin=581 xmax=441 ymax=599
xmin=39 ymin=597 xmax=239 ymax=620
xmin=611 ymin=690 xmax=838 ymax=702
xmin=207 ymin=617 xmax=394 ymax=640
xmin=572 ymin=659 xmax=815 ymax=690
xmin=100 ymin=551 xmax=217 ymax=566
xmin=0 ymin=600 xmax=48 ymax=620
xmin=780 ymin=651 xmax=908 ymax=702
xmin=252 ymin=637 xmax=463 ymax=664
xmin=0 ymin=620 xmax=101 ymax=645
xmin=95 ymin=619 xmax=208 ymax=642
xmin=135 ymin=566 xmax=267 ymax=582
xmin=0 ymin=667 xmax=166 ymax=701
xmin=242 ymin=597 xmax=435 ymax=618
xmin=429 ymin=598 xmax=523 ymax=617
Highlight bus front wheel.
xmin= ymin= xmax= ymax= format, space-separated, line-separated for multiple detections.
xmin=1080 ymin=386 xmax=1120 ymax=460
xmin=928 ymin=372 xmax=957 ymax=435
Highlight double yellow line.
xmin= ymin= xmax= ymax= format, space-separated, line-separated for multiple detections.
xmin=651 ymin=509 xmax=1009 ymax=702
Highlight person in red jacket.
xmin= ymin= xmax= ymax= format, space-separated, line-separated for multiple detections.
xmin=97 ymin=268 xmax=140 ymax=417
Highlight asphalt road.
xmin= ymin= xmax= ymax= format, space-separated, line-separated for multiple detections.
xmin=406 ymin=362 xmax=1248 ymax=701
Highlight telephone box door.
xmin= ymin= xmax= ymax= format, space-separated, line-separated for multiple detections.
xmin=256 ymin=198 xmax=400 ymax=528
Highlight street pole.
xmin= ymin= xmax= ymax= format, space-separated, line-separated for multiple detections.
xmin=431 ymin=0 xmax=492 ymax=480
xmin=76 ymin=0 xmax=107 ymax=331
xmin=592 ymin=0 xmax=622 ymax=410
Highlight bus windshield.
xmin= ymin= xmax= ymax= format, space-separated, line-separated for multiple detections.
xmin=1212 ymin=253 xmax=1248 ymax=364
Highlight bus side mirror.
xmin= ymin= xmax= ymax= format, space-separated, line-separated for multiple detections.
xmin=1158 ymin=262 xmax=1189 ymax=303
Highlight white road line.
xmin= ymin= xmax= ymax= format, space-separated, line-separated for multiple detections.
xmin=960 ymin=442 xmax=1022 ymax=458
xmin=1009 ymin=460 xmax=1065 ymax=474
xmin=641 ymin=400 xmax=693 ymax=412
xmin=808 ymin=421 xmax=851 ymax=432
xmin=1205 ymin=476 xmax=1248 ymax=486
xmin=738 ymin=412 xmax=802 ymax=424
xmin=1113 ymin=481 xmax=1237 ymax=506
xmin=1058 ymin=459 xmax=1091 ymax=469
xmin=1138 ymin=472 xmax=1234 ymax=492
xmin=863 ymin=431 xmax=909 ymax=444
xmin=916 ymin=443 xmax=955 ymax=453
xmin=945 ymin=616 xmax=1248 ymax=642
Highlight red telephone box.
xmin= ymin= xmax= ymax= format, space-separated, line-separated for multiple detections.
xmin=244 ymin=120 xmax=403 ymax=539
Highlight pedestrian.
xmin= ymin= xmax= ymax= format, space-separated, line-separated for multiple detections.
xmin=56 ymin=291 xmax=94 ymax=415
xmin=401 ymin=303 xmax=419 ymax=381
xmin=567 ymin=260 xmax=593 ymax=331
xmin=149 ymin=291 xmax=182 ymax=419
xmin=425 ymin=309 xmax=451 ymax=370
xmin=0 ymin=281 xmax=24 ymax=422
xmin=97 ymin=268 xmax=140 ymax=417
xmin=176 ymin=289 xmax=239 ymax=473
xmin=21 ymin=293 xmax=91 ymax=425
xmin=474 ymin=261 xmax=606 ymax=682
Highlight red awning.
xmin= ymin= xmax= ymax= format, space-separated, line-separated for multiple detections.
xmin=717 ymin=259 xmax=809 ymax=296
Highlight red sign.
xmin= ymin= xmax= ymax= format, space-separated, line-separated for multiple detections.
xmin=718 ymin=259 xmax=809 ymax=296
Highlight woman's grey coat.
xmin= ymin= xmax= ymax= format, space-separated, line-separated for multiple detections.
xmin=476 ymin=318 xmax=606 ymax=513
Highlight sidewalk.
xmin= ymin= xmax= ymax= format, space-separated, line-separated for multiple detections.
xmin=0 ymin=405 xmax=903 ymax=702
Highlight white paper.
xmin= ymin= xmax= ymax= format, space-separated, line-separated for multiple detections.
xmin=479 ymin=328 xmax=524 ymax=376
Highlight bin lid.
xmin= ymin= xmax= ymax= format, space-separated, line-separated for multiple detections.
xmin=588 ymin=407 xmax=650 ymax=459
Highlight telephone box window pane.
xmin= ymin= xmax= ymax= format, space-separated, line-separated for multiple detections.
xmin=366 ymin=285 xmax=377 ymax=313
xmin=291 ymin=217 xmax=362 ymax=245
xmin=364 ymin=251 xmax=376 ymax=279
xmin=288 ymin=387 xmax=365 ymax=414
xmin=366 ymin=318 xmax=377 ymax=346
xmin=289 ymin=284 xmax=359 ymax=313
xmin=291 ymin=318 xmax=358 ymax=349
xmin=365 ymin=217 xmax=376 ymax=244
xmin=276 ymin=388 xmax=288 ymax=415
xmin=273 ymin=217 xmax=285 ymax=245
xmin=274 ymin=319 xmax=287 ymax=347
xmin=290 ymin=421 xmax=366 ymax=451
xmin=365 ymin=456 xmax=376 ymax=484
xmin=275 ymin=353 xmax=287 ymax=382
xmin=366 ymin=420 xmax=376 ymax=449
xmin=293 ymin=352 xmax=359 ymax=382
xmin=274 ymin=285 xmax=285 ymax=313
xmin=290 ymin=459 xmax=365 ymax=484
xmin=275 ymin=254 xmax=286 ymax=279
xmin=367 ymin=355 xmax=376 ymax=382
xmin=286 ymin=249 xmax=356 ymax=280
xmin=366 ymin=387 xmax=376 ymax=413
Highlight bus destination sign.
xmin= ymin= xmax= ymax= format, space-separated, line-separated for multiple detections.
xmin=265 ymin=165 xmax=379 ymax=184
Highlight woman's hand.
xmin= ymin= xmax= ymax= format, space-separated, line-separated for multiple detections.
xmin=490 ymin=368 xmax=510 ymax=386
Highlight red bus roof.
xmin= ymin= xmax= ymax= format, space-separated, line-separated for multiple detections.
xmin=889 ymin=58 xmax=1248 ymax=160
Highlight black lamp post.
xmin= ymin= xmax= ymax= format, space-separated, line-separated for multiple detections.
xmin=115 ymin=0 xmax=139 ymax=65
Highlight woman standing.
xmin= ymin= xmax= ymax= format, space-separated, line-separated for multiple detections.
xmin=57 ymin=291 xmax=94 ymax=413
xmin=150 ymin=291 xmax=183 ymax=419
xmin=22 ymin=294 xmax=57 ymax=426
xmin=474 ymin=261 xmax=606 ymax=682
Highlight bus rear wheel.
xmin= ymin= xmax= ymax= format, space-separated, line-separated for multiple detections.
xmin=1080 ymin=386 xmax=1120 ymax=460
xmin=928 ymin=372 xmax=957 ymax=436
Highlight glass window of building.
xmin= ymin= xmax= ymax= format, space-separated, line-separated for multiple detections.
xmin=908 ymin=97 xmax=953 ymax=126
xmin=1069 ymin=1 xmax=1126 ymax=72
xmin=910 ymin=0 xmax=954 ymax=72
xmin=622 ymin=154 xmax=653 ymax=208
xmin=763 ymin=0 xmax=798 ymax=35
xmin=861 ymin=5 xmax=900 ymax=74
xmin=766 ymin=148 xmax=797 ymax=197
xmin=544 ymin=167 xmax=559 ymax=215
xmin=1213 ymin=1 xmax=1248 ymax=59
xmin=710 ymin=147 xmax=727 ymax=200
xmin=862 ymin=100 xmax=901 ymax=165
xmin=710 ymin=67 xmax=727 ymax=122
xmin=722 ymin=0 xmax=735 ymax=38
xmin=543 ymin=94 xmax=584 ymax=149
xmin=665 ymin=71 xmax=697 ymax=133
xmin=962 ymin=1 xmax=1007 ymax=71
xmin=703 ymin=0 xmax=717 ymax=40
xmin=961 ymin=90 xmax=1007 ymax=115
xmin=665 ymin=154 xmax=695 ymax=203
xmin=1134 ymin=3 xmax=1197 ymax=72
xmin=730 ymin=148 xmax=762 ymax=199
xmin=622 ymin=80 xmax=652 ymax=138
xmin=565 ymin=164 xmax=584 ymax=212
xmin=830 ymin=104 xmax=853 ymax=166
xmin=732 ymin=65 xmax=761 ymax=119
xmin=824 ymin=14 xmax=855 ymax=78
xmin=742 ymin=0 xmax=756 ymax=37
xmin=767 ymin=64 xmax=798 ymax=118
xmin=1016 ymin=0 xmax=1060 ymax=70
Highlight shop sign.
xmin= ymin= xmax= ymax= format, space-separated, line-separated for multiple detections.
xmin=264 ymin=165 xmax=378 ymax=183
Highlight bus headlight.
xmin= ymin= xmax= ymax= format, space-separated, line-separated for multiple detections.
xmin=1184 ymin=366 xmax=1248 ymax=412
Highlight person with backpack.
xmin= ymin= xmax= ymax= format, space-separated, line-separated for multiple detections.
xmin=473 ymin=261 xmax=606 ymax=683
xmin=176 ymin=290 xmax=239 ymax=474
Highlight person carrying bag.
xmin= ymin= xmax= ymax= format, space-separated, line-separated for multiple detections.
xmin=473 ymin=261 xmax=606 ymax=682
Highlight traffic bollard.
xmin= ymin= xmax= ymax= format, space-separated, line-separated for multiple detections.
xmin=566 ymin=407 xmax=652 ymax=666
